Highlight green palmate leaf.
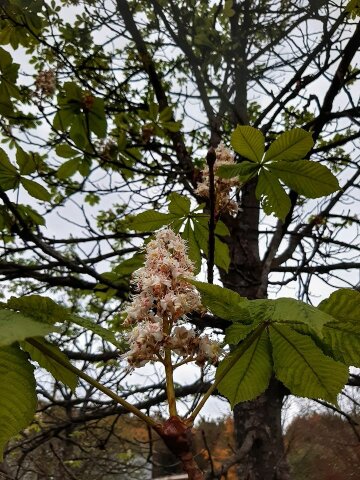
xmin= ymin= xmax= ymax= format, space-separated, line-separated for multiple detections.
xmin=168 ymin=192 xmax=191 ymax=215
xmin=223 ymin=0 xmax=235 ymax=16
xmin=269 ymin=324 xmax=348 ymax=403
xmin=70 ymin=115 xmax=88 ymax=148
xmin=242 ymin=295 xmax=341 ymax=342
xmin=234 ymin=299 xmax=274 ymax=324
xmin=182 ymin=220 xmax=202 ymax=274
xmin=318 ymin=289 xmax=360 ymax=324
xmin=0 ymin=147 xmax=19 ymax=191
xmin=230 ymin=125 xmax=265 ymax=163
xmin=217 ymin=161 xmax=259 ymax=180
xmin=217 ymin=330 xmax=272 ymax=405
xmin=55 ymin=144 xmax=79 ymax=158
xmin=159 ymin=106 xmax=173 ymax=122
xmin=17 ymin=204 xmax=45 ymax=226
xmin=189 ymin=280 xmax=246 ymax=320
xmin=130 ymin=210 xmax=178 ymax=232
xmin=169 ymin=217 xmax=183 ymax=233
xmin=256 ymin=168 xmax=291 ymax=220
xmin=78 ymin=159 xmax=91 ymax=177
xmin=57 ymin=158 xmax=81 ymax=179
xmin=0 ymin=345 xmax=37 ymax=460
xmin=191 ymin=217 xmax=229 ymax=271
xmin=114 ymin=253 xmax=145 ymax=276
xmin=88 ymin=97 xmax=107 ymax=138
xmin=0 ymin=309 xmax=55 ymax=347
xmin=321 ymin=322 xmax=360 ymax=367
xmin=346 ymin=0 xmax=360 ymax=18
xmin=21 ymin=338 xmax=78 ymax=391
xmin=214 ymin=236 xmax=230 ymax=272
xmin=7 ymin=295 xmax=68 ymax=324
xmin=192 ymin=218 xmax=209 ymax=254
xmin=161 ymin=120 xmax=182 ymax=132
xmin=271 ymin=298 xmax=335 ymax=337
xmin=20 ymin=178 xmax=51 ymax=201
xmin=264 ymin=128 xmax=314 ymax=162
xmin=62 ymin=82 xmax=83 ymax=102
xmin=225 ymin=322 xmax=260 ymax=344
xmin=16 ymin=147 xmax=37 ymax=175
xmin=269 ymin=160 xmax=340 ymax=198
xmin=53 ymin=107 xmax=76 ymax=131
xmin=0 ymin=47 xmax=13 ymax=71
xmin=214 ymin=220 xmax=230 ymax=237
xmin=70 ymin=315 xmax=124 ymax=350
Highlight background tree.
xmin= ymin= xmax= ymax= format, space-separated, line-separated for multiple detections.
xmin=285 ymin=407 xmax=360 ymax=480
xmin=0 ymin=0 xmax=359 ymax=479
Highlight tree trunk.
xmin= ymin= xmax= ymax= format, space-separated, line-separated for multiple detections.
xmin=221 ymin=181 xmax=291 ymax=480
xmin=233 ymin=379 xmax=290 ymax=480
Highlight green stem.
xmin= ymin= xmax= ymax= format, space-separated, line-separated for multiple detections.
xmin=164 ymin=347 xmax=177 ymax=416
xmin=187 ymin=322 xmax=267 ymax=424
xmin=27 ymin=338 xmax=158 ymax=429
xmin=162 ymin=315 xmax=177 ymax=417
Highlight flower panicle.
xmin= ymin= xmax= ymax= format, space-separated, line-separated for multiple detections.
xmin=122 ymin=228 xmax=221 ymax=368
xmin=35 ymin=70 xmax=56 ymax=97
xmin=195 ymin=142 xmax=240 ymax=215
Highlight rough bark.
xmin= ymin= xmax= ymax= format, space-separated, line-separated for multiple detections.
xmin=232 ymin=379 xmax=290 ymax=480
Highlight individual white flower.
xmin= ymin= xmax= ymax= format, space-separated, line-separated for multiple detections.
xmin=196 ymin=336 xmax=222 ymax=366
xmin=166 ymin=326 xmax=197 ymax=357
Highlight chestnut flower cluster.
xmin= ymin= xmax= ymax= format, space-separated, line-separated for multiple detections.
xmin=195 ymin=143 xmax=240 ymax=215
xmin=123 ymin=229 xmax=221 ymax=368
xmin=35 ymin=70 xmax=56 ymax=97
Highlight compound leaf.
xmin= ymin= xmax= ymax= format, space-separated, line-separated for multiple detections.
xmin=7 ymin=295 xmax=68 ymax=325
